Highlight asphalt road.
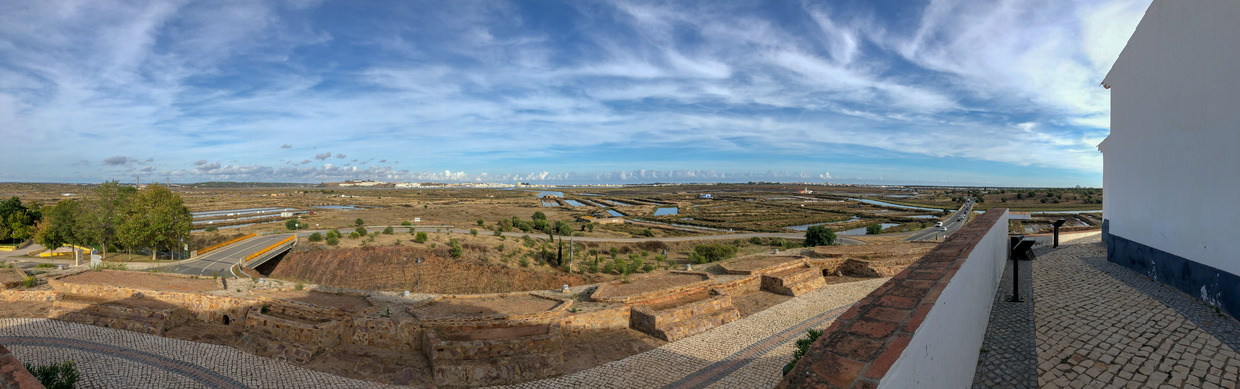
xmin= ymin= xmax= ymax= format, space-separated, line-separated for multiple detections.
xmin=311 ymin=226 xmax=867 ymax=245
xmin=902 ymin=200 xmax=975 ymax=242
xmin=162 ymin=234 xmax=294 ymax=277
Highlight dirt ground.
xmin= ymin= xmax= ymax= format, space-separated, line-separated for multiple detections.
xmin=0 ymin=301 xmax=51 ymax=317
xmin=409 ymin=294 xmax=560 ymax=318
xmin=721 ymin=255 xmax=804 ymax=273
xmin=0 ymin=269 xmax=24 ymax=285
xmin=164 ymin=321 xmax=243 ymax=348
xmin=562 ymin=329 xmax=666 ymax=374
xmin=305 ymin=345 xmax=433 ymax=387
xmin=593 ymin=273 xmax=707 ymax=299
xmin=262 ymin=290 xmax=372 ymax=313
xmin=58 ymin=270 xmax=220 ymax=292
xmin=731 ymin=290 xmax=794 ymax=317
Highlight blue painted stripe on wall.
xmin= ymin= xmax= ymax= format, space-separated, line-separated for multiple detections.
xmin=1104 ymin=219 xmax=1240 ymax=320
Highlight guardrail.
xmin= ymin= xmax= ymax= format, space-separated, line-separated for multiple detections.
xmin=244 ymin=235 xmax=295 ymax=264
xmin=197 ymin=233 xmax=257 ymax=256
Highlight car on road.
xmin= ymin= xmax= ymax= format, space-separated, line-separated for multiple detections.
xmin=940 ymin=226 xmax=947 ymax=231
xmin=935 ymin=221 xmax=944 ymax=227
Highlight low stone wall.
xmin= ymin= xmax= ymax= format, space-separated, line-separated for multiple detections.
xmin=0 ymin=290 xmax=57 ymax=302
xmin=49 ymin=279 xmax=253 ymax=328
xmin=242 ymin=306 xmax=346 ymax=363
xmin=839 ymin=257 xmax=920 ymax=278
xmin=779 ymin=209 xmax=1010 ymax=389
xmin=631 ymin=295 xmax=740 ymax=341
xmin=350 ymin=316 xmax=424 ymax=353
xmin=711 ymin=275 xmax=762 ymax=296
xmin=560 ymin=304 xmax=631 ymax=335
xmin=761 ymin=267 xmax=827 ymax=297
xmin=0 ymin=269 xmax=27 ymax=290
xmin=425 ymin=323 xmax=564 ymax=388
xmin=807 ymin=257 xmax=848 ymax=275
xmin=49 ymin=299 xmax=191 ymax=335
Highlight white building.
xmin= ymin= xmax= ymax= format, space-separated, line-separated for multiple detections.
xmin=1100 ymin=0 xmax=1240 ymax=317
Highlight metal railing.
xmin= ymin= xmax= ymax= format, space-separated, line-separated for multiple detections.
xmin=244 ymin=235 xmax=295 ymax=264
xmin=197 ymin=233 xmax=257 ymax=255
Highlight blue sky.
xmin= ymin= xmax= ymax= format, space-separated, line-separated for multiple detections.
xmin=0 ymin=0 xmax=1151 ymax=186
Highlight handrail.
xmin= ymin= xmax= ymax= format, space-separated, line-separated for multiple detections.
xmin=198 ymin=233 xmax=257 ymax=255
xmin=244 ymin=235 xmax=295 ymax=263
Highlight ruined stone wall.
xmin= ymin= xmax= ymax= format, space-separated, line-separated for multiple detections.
xmin=425 ymin=323 xmax=564 ymax=388
xmin=631 ymin=295 xmax=739 ymax=341
xmin=560 ymin=305 xmax=631 ymax=335
xmin=350 ymin=316 xmax=425 ymax=352
xmin=244 ymin=306 xmax=346 ymax=350
xmin=0 ymin=290 xmax=56 ymax=302
xmin=711 ymin=275 xmax=762 ymax=296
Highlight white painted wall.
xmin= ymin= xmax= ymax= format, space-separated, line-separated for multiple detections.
xmin=1102 ymin=0 xmax=1240 ymax=275
xmin=879 ymin=210 xmax=1009 ymax=389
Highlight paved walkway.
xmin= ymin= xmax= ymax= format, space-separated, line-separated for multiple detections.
xmin=499 ymin=278 xmax=888 ymax=389
xmin=1032 ymin=233 xmax=1240 ymax=388
xmin=972 ymin=255 xmax=1037 ymax=388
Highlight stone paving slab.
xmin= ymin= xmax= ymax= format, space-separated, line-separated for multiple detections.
xmin=496 ymin=278 xmax=888 ymax=389
xmin=1033 ymin=233 xmax=1240 ymax=389
xmin=972 ymin=257 xmax=1037 ymax=388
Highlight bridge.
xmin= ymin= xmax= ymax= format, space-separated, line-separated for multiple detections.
xmin=163 ymin=233 xmax=297 ymax=278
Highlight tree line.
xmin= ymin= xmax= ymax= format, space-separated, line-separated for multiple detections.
xmin=32 ymin=181 xmax=192 ymax=261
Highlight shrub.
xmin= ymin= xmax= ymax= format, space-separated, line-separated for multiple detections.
xmin=355 ymin=218 xmax=365 ymax=226
xmin=295 ymin=282 xmax=304 ymax=290
xmin=805 ymin=225 xmax=837 ymax=246
xmin=355 ymin=226 xmax=368 ymax=237
xmin=865 ymin=223 xmax=883 ymax=235
xmin=689 ymin=243 xmax=738 ymax=263
xmin=35 ymin=263 xmax=57 ymax=268
xmin=449 ymin=239 xmax=463 ymax=259
xmin=326 ymin=236 xmax=339 ymax=246
xmin=24 ymin=361 xmax=79 ymax=389
xmin=204 ymin=226 xmax=219 ymax=233
xmin=400 ymin=221 xmax=413 ymax=226
xmin=382 ymin=226 xmax=394 ymax=235
xmin=349 ymin=231 xmax=361 ymax=239
xmin=470 ymin=229 xmax=478 ymax=236
xmin=783 ymin=329 xmax=824 ymax=375
xmin=519 ymin=258 xmax=530 ymax=267
xmin=414 ymin=232 xmax=428 ymax=244
xmin=494 ymin=229 xmax=503 ymax=237
xmin=90 ymin=262 xmax=127 ymax=271
xmin=308 ymin=232 xmax=323 ymax=242
xmin=641 ymin=228 xmax=655 ymax=237
xmin=21 ymin=276 xmax=37 ymax=288
xmin=476 ymin=219 xmax=485 ymax=226
xmin=327 ymin=229 xmax=342 ymax=239
xmin=285 ymin=219 xmax=301 ymax=230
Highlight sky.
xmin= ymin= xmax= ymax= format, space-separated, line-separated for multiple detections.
xmin=0 ymin=0 xmax=1153 ymax=186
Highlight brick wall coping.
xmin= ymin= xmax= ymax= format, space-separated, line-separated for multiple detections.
xmin=778 ymin=209 xmax=1009 ymax=389
xmin=0 ymin=343 xmax=42 ymax=389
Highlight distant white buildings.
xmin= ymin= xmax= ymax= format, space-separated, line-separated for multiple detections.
xmin=1100 ymin=0 xmax=1240 ymax=317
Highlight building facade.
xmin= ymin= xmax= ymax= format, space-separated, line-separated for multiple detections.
xmin=1100 ymin=0 xmax=1240 ymax=317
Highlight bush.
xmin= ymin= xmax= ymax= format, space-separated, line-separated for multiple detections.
xmin=21 ymin=276 xmax=37 ymax=288
xmin=24 ymin=361 xmax=79 ymax=389
xmin=865 ymin=223 xmax=883 ymax=235
xmin=355 ymin=226 xmax=367 ymax=237
xmin=327 ymin=229 xmax=341 ymax=239
xmin=414 ymin=232 xmax=428 ymax=244
xmin=308 ymin=232 xmax=323 ymax=242
xmin=326 ymin=236 xmax=339 ymax=246
xmin=400 ymin=221 xmax=413 ymax=226
xmin=285 ymin=219 xmax=301 ymax=230
xmin=784 ymin=329 xmax=824 ymax=375
xmin=804 ymin=226 xmax=837 ymax=247
xmin=382 ymin=226 xmax=394 ymax=235
xmin=519 ymin=257 xmax=530 ymax=267
xmin=494 ymin=229 xmax=502 ymax=237
xmin=476 ymin=219 xmax=485 ymax=226
xmin=355 ymin=218 xmax=365 ymax=226
xmin=689 ymin=243 xmax=738 ymax=263
xmin=449 ymin=239 xmax=463 ymax=259
xmin=204 ymin=226 xmax=219 ymax=233
xmin=641 ymin=228 xmax=655 ymax=237
xmin=349 ymin=231 xmax=361 ymax=239
xmin=470 ymin=229 xmax=478 ymax=236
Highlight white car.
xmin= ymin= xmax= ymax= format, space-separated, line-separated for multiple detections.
xmin=935 ymin=222 xmax=944 ymax=227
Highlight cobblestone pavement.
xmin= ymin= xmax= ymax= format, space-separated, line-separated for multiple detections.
xmin=1033 ymin=233 xmax=1240 ymax=388
xmin=0 ymin=318 xmax=403 ymax=389
xmin=497 ymin=278 xmax=889 ymax=389
xmin=972 ymin=257 xmax=1037 ymax=388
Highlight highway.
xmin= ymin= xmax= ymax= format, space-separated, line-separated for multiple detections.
xmin=901 ymin=199 xmax=975 ymax=242
xmin=161 ymin=234 xmax=294 ymax=278
xmin=317 ymin=227 xmax=868 ymax=245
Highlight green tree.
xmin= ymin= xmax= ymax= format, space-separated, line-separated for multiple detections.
xmin=79 ymin=181 xmax=137 ymax=260
xmin=690 ymin=243 xmax=738 ymax=263
xmin=476 ymin=219 xmax=485 ymax=227
xmin=308 ymin=232 xmax=323 ymax=242
xmin=327 ymin=229 xmax=342 ymax=240
xmin=414 ymin=231 xmax=428 ymax=244
xmin=470 ymin=228 xmax=479 ymax=236
xmin=355 ymin=225 xmax=367 ymax=236
xmin=865 ymin=223 xmax=883 ymax=235
xmin=285 ymin=219 xmax=301 ymax=230
xmin=554 ymin=220 xmax=573 ymax=236
xmin=532 ymin=211 xmax=547 ymax=221
xmin=326 ymin=235 xmax=340 ymax=245
xmin=355 ymin=218 xmax=365 ymax=226
xmin=33 ymin=200 xmax=85 ymax=263
xmin=117 ymin=185 xmax=192 ymax=260
xmin=449 ymin=238 xmax=463 ymax=258
xmin=804 ymin=225 xmax=837 ymax=247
